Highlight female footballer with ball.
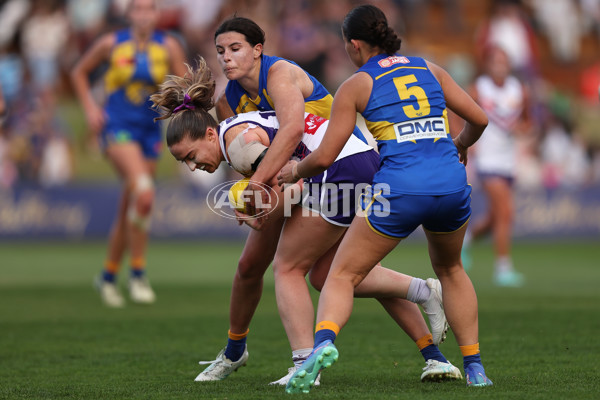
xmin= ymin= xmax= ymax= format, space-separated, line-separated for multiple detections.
xmin=151 ymin=52 xmax=462 ymax=386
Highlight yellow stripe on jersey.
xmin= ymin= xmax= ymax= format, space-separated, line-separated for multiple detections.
xmin=375 ymin=66 xmax=428 ymax=81
xmin=147 ymin=42 xmax=169 ymax=85
xmin=262 ymin=89 xmax=275 ymax=109
xmin=364 ymin=119 xmax=396 ymax=141
xmin=105 ymin=42 xmax=136 ymax=94
xmin=442 ymin=108 xmax=450 ymax=134
xmin=305 ymin=94 xmax=334 ymax=119
xmin=234 ymin=92 xmax=333 ymax=119
xmin=432 ymin=109 xmax=450 ymax=143
xmin=235 ymin=94 xmax=261 ymax=114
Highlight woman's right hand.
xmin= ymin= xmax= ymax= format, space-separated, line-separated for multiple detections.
xmin=84 ymin=102 xmax=106 ymax=136
xmin=234 ymin=209 xmax=267 ymax=231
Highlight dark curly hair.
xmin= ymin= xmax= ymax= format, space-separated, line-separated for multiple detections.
xmin=342 ymin=5 xmax=401 ymax=55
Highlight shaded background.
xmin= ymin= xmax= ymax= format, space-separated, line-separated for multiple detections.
xmin=0 ymin=0 xmax=599 ymax=240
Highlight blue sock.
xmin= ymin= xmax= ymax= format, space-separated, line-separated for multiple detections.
xmin=420 ymin=344 xmax=448 ymax=363
xmin=463 ymin=353 xmax=482 ymax=369
xmin=314 ymin=329 xmax=337 ymax=348
xmin=102 ymin=270 xmax=116 ymax=283
xmin=131 ymin=268 xmax=145 ymax=278
xmin=224 ymin=337 xmax=247 ymax=362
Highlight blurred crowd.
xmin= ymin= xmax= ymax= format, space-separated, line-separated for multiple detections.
xmin=0 ymin=0 xmax=599 ymax=190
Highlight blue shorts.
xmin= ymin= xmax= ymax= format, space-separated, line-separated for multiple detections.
xmin=360 ymin=184 xmax=472 ymax=239
xmin=302 ymin=150 xmax=380 ymax=226
xmin=101 ymin=119 xmax=162 ymax=159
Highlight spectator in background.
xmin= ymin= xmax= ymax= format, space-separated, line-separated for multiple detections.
xmin=276 ymin=1 xmax=327 ymax=81
xmin=529 ymin=0 xmax=582 ymax=64
xmin=177 ymin=0 xmax=229 ymax=123
xmin=0 ymin=86 xmax=5 ymax=125
xmin=20 ymin=0 xmax=70 ymax=104
xmin=0 ymin=0 xmax=30 ymax=49
xmin=315 ymin=0 xmax=356 ymax=92
xmin=66 ymin=0 xmax=111 ymax=55
xmin=474 ymin=0 xmax=538 ymax=82
xmin=0 ymin=84 xmax=17 ymax=188
xmin=462 ymin=45 xmax=529 ymax=287
xmin=539 ymin=98 xmax=592 ymax=189
xmin=28 ymin=99 xmax=74 ymax=188
xmin=580 ymin=0 xmax=600 ymax=42
xmin=0 ymin=32 xmax=25 ymax=110
xmin=71 ymin=0 xmax=187 ymax=308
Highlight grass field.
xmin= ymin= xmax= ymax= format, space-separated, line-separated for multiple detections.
xmin=1 ymin=239 xmax=599 ymax=399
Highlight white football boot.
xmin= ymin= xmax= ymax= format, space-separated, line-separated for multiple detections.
xmin=129 ymin=276 xmax=156 ymax=304
xmin=420 ymin=278 xmax=448 ymax=345
xmin=195 ymin=347 xmax=249 ymax=381
xmin=421 ymin=359 xmax=463 ymax=382
xmin=94 ymin=276 xmax=125 ymax=308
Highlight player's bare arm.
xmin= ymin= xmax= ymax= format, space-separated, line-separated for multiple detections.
xmin=71 ymin=34 xmax=115 ymax=134
xmin=251 ymin=61 xmax=306 ymax=186
xmin=215 ymin=90 xmax=235 ymax=122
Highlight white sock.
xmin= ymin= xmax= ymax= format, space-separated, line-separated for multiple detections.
xmin=407 ymin=278 xmax=431 ymax=304
xmin=292 ymin=348 xmax=312 ymax=368
xmin=495 ymin=256 xmax=513 ymax=274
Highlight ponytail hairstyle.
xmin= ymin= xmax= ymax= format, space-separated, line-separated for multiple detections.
xmin=214 ymin=16 xmax=266 ymax=49
xmin=150 ymin=57 xmax=218 ymax=147
xmin=342 ymin=5 xmax=401 ymax=55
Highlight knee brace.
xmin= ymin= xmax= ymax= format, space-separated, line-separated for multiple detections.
xmin=127 ymin=174 xmax=154 ymax=231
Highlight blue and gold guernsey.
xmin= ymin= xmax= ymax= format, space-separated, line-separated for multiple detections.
xmin=224 ymin=54 xmax=367 ymax=143
xmin=359 ymin=54 xmax=466 ymax=195
xmin=224 ymin=54 xmax=332 ymax=117
xmin=102 ymin=29 xmax=169 ymax=158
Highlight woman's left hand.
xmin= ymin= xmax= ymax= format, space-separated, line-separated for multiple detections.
xmin=277 ymin=160 xmax=298 ymax=187
xmin=453 ymin=137 xmax=469 ymax=166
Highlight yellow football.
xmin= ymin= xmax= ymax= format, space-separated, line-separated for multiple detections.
xmin=228 ymin=177 xmax=250 ymax=213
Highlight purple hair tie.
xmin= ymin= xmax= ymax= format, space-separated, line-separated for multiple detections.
xmin=173 ymin=93 xmax=196 ymax=114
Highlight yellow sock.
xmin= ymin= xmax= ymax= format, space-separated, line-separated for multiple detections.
xmin=315 ymin=320 xmax=340 ymax=335
xmin=131 ymin=257 xmax=145 ymax=271
xmin=415 ymin=334 xmax=434 ymax=350
xmin=228 ymin=329 xmax=249 ymax=340
xmin=105 ymin=260 xmax=120 ymax=274
xmin=460 ymin=343 xmax=480 ymax=357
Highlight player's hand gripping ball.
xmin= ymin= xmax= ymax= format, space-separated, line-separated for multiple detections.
xmin=228 ymin=177 xmax=250 ymax=213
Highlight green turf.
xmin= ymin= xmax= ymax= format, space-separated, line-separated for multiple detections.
xmin=1 ymin=239 xmax=599 ymax=399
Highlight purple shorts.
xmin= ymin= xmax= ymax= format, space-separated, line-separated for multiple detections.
xmin=477 ymin=172 xmax=515 ymax=187
xmin=301 ymin=149 xmax=380 ymax=226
